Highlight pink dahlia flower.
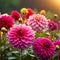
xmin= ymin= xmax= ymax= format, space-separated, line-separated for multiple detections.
xmin=48 ymin=21 xmax=58 ymax=31
xmin=28 ymin=14 xmax=48 ymax=32
xmin=33 ymin=37 xmax=55 ymax=60
xmin=8 ymin=24 xmax=35 ymax=49
xmin=0 ymin=15 xmax=14 ymax=30
xmin=54 ymin=40 xmax=60 ymax=47
xmin=11 ymin=10 xmax=21 ymax=20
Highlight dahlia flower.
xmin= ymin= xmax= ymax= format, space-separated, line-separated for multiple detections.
xmin=8 ymin=24 xmax=35 ymax=49
xmin=11 ymin=10 xmax=21 ymax=20
xmin=40 ymin=10 xmax=46 ymax=15
xmin=0 ymin=15 xmax=14 ymax=30
xmin=54 ymin=14 xmax=59 ymax=19
xmin=28 ymin=14 xmax=48 ymax=32
xmin=20 ymin=8 xmax=28 ymax=14
xmin=48 ymin=21 xmax=58 ymax=31
xmin=33 ymin=37 xmax=55 ymax=60
xmin=25 ymin=8 xmax=35 ymax=19
xmin=54 ymin=40 xmax=60 ymax=48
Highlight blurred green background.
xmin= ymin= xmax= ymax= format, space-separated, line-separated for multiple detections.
xmin=0 ymin=0 xmax=60 ymax=16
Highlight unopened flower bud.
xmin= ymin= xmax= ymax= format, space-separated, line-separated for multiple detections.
xmin=56 ymin=45 xmax=59 ymax=49
xmin=18 ymin=18 xmax=22 ymax=23
xmin=1 ymin=27 xmax=7 ymax=33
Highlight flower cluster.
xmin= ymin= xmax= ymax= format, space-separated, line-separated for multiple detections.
xmin=0 ymin=8 xmax=60 ymax=60
xmin=20 ymin=8 xmax=34 ymax=19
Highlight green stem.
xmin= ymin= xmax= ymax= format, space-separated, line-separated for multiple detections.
xmin=36 ymin=57 xmax=40 ymax=60
xmin=19 ymin=49 xmax=22 ymax=60
xmin=2 ymin=33 xmax=7 ymax=60
xmin=0 ymin=35 xmax=1 ymax=60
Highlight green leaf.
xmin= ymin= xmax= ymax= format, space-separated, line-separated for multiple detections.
xmin=34 ymin=8 xmax=38 ymax=13
xmin=51 ymin=31 xmax=57 ymax=36
xmin=45 ymin=11 xmax=55 ymax=20
xmin=35 ymin=32 xmax=48 ymax=38
xmin=12 ymin=51 xmax=19 ymax=54
xmin=7 ymin=52 xmax=12 ymax=56
xmin=8 ymin=57 xmax=17 ymax=60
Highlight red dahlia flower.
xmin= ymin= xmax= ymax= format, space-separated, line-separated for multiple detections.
xmin=0 ymin=15 xmax=14 ymax=30
xmin=25 ymin=8 xmax=35 ymax=19
xmin=11 ymin=10 xmax=21 ymax=20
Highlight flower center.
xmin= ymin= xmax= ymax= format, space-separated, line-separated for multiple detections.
xmin=44 ymin=42 xmax=50 ymax=48
xmin=35 ymin=15 xmax=40 ymax=21
xmin=18 ymin=29 xmax=25 ymax=37
xmin=50 ymin=24 xmax=54 ymax=29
